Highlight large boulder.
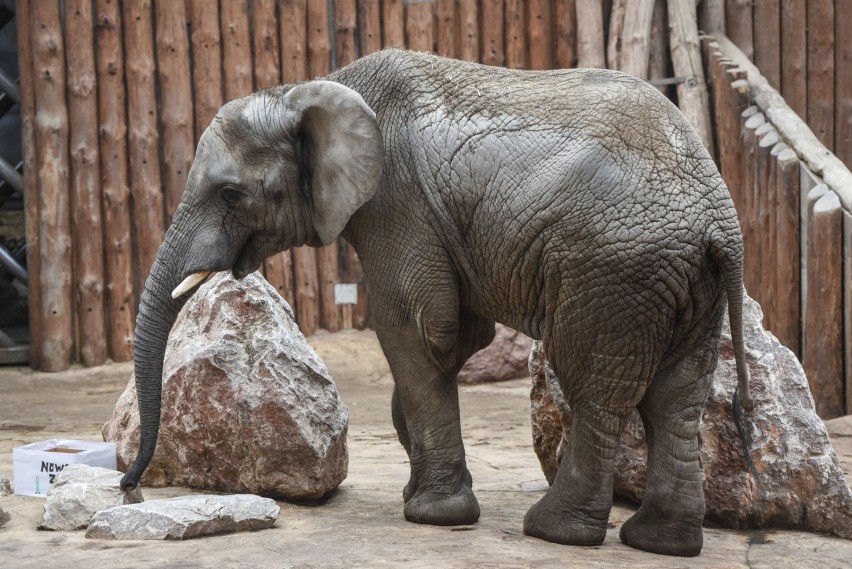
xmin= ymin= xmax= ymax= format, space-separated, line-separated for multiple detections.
xmin=458 ymin=324 xmax=533 ymax=384
xmin=103 ymin=271 xmax=349 ymax=500
xmin=531 ymin=295 xmax=852 ymax=539
xmin=86 ymin=494 xmax=279 ymax=540
xmin=39 ymin=464 xmax=143 ymax=531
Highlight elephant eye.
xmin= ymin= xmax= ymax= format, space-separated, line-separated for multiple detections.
xmin=220 ymin=186 xmax=243 ymax=206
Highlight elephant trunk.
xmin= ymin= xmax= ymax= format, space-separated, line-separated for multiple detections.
xmin=120 ymin=209 xmax=193 ymax=491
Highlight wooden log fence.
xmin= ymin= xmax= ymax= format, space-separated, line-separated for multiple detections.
xmin=704 ymin=35 xmax=852 ymax=420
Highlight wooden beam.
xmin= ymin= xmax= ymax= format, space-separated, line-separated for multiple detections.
xmin=806 ymin=0 xmax=835 ymax=151
xmin=698 ymin=0 xmax=725 ymax=34
xmin=774 ymin=148 xmax=802 ymax=356
xmin=553 ymin=0 xmax=577 ymax=69
xmin=753 ymin=0 xmax=780 ymax=89
xmin=253 ymin=0 xmax=282 ymax=88
xmin=221 ymin=0 xmax=254 ymax=98
xmin=779 ymin=0 xmax=806 ymax=118
xmin=527 ymin=0 xmax=552 ymax=70
xmin=406 ymin=1 xmax=434 ymax=53
xmin=836 ymin=3 xmax=852 ymax=169
xmin=504 ymin=0 xmax=526 ymax=69
xmin=481 ymin=0 xmax=504 ymax=66
xmin=189 ymin=0 xmax=223 ymax=141
xmin=576 ymin=0 xmax=606 ymax=68
xmin=382 ymin=0 xmax=405 ymax=49
xmin=458 ymin=0 xmax=479 ymax=62
xmin=725 ymin=0 xmax=753 ymax=60
xmin=281 ymin=0 xmax=308 ymax=83
xmin=357 ymin=0 xmax=383 ymax=56
xmin=335 ymin=0 xmax=359 ymax=67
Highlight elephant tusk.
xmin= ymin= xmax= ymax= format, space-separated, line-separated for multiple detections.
xmin=171 ymin=271 xmax=212 ymax=299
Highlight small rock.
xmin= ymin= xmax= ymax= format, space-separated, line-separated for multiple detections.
xmin=85 ymin=494 xmax=279 ymax=540
xmin=458 ymin=324 xmax=533 ymax=384
xmin=0 ymin=473 xmax=11 ymax=496
xmin=0 ymin=505 xmax=6 ymax=528
xmin=39 ymin=464 xmax=143 ymax=531
xmin=103 ymin=272 xmax=349 ymax=500
xmin=530 ymin=294 xmax=852 ymax=539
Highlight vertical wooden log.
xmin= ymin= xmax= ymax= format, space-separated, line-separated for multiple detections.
xmin=189 ymin=0 xmax=223 ymax=141
xmin=740 ymin=110 xmax=765 ymax=296
xmin=803 ymin=188 xmax=844 ymax=419
xmin=335 ymin=0 xmax=358 ymax=66
xmin=406 ymin=1 xmax=434 ymax=53
xmin=668 ymin=0 xmax=714 ymax=155
xmin=753 ymin=0 xmax=780 ymax=89
xmin=724 ymin=77 xmax=750 ymax=209
xmin=458 ymin=0 xmax=479 ymax=62
xmin=527 ymin=0 xmax=552 ymax=70
xmin=698 ymin=0 xmax=725 ymax=34
xmin=774 ymin=148 xmax=801 ymax=356
xmin=481 ymin=0 xmax=505 ymax=67
xmin=124 ymin=0 xmax=166 ymax=289
xmin=780 ymin=0 xmax=806 ymax=119
xmin=382 ymin=0 xmax=405 ymax=48
xmin=30 ymin=0 xmax=73 ymax=371
xmin=504 ymin=0 xmax=526 ymax=69
xmin=308 ymin=0 xmax=342 ymax=332
xmin=156 ymin=0 xmax=195 ymax=219
xmin=253 ymin=0 xmax=282 ymax=87
xmin=18 ymin=0 xmax=41 ymax=368
xmin=725 ymin=0 xmax=753 ymax=60
xmin=281 ymin=0 xmax=308 ymax=83
xmin=606 ymin=0 xmax=626 ymax=70
xmin=553 ymin=0 xmax=577 ymax=69
xmin=751 ymin=123 xmax=778 ymax=323
xmin=648 ymin=0 xmax=670 ymax=95
xmin=844 ymin=213 xmax=852 ymax=415
xmin=836 ymin=4 xmax=852 ymax=169
xmin=66 ymin=0 xmax=107 ymax=367
xmin=618 ymin=0 xmax=655 ymax=79
xmin=576 ymin=0 xmax=606 ymax=68
xmin=806 ymin=0 xmax=835 ymax=150
xmin=221 ymin=0 xmax=254 ymax=99
xmin=435 ymin=0 xmax=457 ymax=58
xmin=358 ymin=0 xmax=383 ymax=56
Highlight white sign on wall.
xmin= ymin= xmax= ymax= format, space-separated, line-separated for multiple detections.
xmin=334 ymin=283 xmax=358 ymax=305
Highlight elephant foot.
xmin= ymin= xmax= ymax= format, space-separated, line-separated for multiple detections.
xmin=523 ymin=494 xmax=607 ymax=546
xmin=404 ymin=484 xmax=480 ymax=526
xmin=619 ymin=507 xmax=703 ymax=557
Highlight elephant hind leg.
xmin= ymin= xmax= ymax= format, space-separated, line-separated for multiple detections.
xmin=618 ymin=344 xmax=719 ymax=557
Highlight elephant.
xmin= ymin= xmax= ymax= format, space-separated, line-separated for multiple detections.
xmin=119 ymin=49 xmax=752 ymax=558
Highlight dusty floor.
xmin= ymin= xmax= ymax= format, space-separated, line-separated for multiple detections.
xmin=1 ymin=329 xmax=852 ymax=568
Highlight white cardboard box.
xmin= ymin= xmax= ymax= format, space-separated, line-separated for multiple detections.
xmin=13 ymin=439 xmax=117 ymax=497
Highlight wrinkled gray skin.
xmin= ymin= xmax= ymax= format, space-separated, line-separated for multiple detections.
xmin=121 ymin=50 xmax=752 ymax=558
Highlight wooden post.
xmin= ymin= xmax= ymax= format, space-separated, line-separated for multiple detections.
xmin=780 ymin=0 xmax=806 ymax=119
xmin=458 ymin=0 xmax=479 ymax=63
xmin=774 ymin=148 xmax=801 ymax=356
xmin=527 ymin=0 xmax=552 ymax=70
xmin=253 ymin=0 xmax=281 ymax=87
xmin=576 ymin=0 xmax=606 ymax=68
xmin=611 ymin=0 xmax=655 ymax=78
xmin=844 ymin=213 xmax=852 ymax=415
xmin=753 ymin=0 xmax=780 ymax=89
xmin=750 ymin=123 xmax=778 ymax=322
xmin=504 ymin=0 xmax=526 ymax=69
xmin=66 ymin=0 xmax=107 ymax=367
xmin=435 ymin=0 xmax=457 ymax=58
xmin=222 ymin=0 xmax=254 ymax=99
xmin=648 ymin=0 xmax=670 ymax=95
xmin=382 ymin=0 xmax=405 ymax=49
xmin=156 ymin=0 xmax=195 ymax=219
xmin=606 ymin=0 xmax=625 ymax=70
xmin=189 ymin=0 xmax=224 ymax=141
xmin=698 ymin=0 xmax=725 ymax=34
xmin=406 ymin=1 xmax=434 ymax=53
xmin=17 ymin=0 xmax=41 ymax=368
xmin=124 ymin=0 xmax=166 ymax=293
xmin=553 ymin=0 xmax=577 ymax=69
xmin=281 ymin=0 xmax=308 ymax=82
xmin=358 ymin=0 xmax=383 ymax=56
xmin=804 ymin=188 xmax=844 ymax=419
xmin=335 ymin=0 xmax=358 ymax=66
xmin=806 ymin=0 xmax=835 ymax=150
xmin=725 ymin=0 xmax=753 ymax=60
xmin=740 ymin=110 xmax=765 ymax=296
xmin=668 ymin=0 xmax=715 ymax=155
xmin=308 ymin=0 xmax=331 ymax=78
xmin=30 ymin=0 xmax=73 ymax=371
xmin=836 ymin=4 xmax=852 ymax=169
xmin=481 ymin=0 xmax=504 ymax=67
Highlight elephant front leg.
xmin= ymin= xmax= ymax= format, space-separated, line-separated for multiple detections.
xmin=378 ymin=326 xmax=479 ymax=526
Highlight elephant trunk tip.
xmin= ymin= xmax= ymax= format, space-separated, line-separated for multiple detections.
xmin=120 ymin=464 xmax=144 ymax=492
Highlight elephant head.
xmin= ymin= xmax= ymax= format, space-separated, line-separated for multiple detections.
xmin=120 ymin=81 xmax=384 ymax=490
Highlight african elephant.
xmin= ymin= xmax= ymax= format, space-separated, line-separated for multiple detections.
xmin=120 ymin=49 xmax=752 ymax=558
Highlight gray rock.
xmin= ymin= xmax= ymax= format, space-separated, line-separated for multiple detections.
xmin=0 ymin=473 xmax=11 ymax=496
xmin=458 ymin=324 xmax=533 ymax=384
xmin=0 ymin=505 xmax=6 ymax=528
xmin=103 ymin=271 xmax=349 ymax=500
xmin=39 ymin=464 xmax=143 ymax=531
xmin=531 ymin=294 xmax=852 ymax=539
xmin=85 ymin=494 xmax=279 ymax=540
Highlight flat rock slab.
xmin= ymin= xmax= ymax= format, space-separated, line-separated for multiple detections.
xmin=40 ymin=464 xmax=144 ymax=531
xmin=85 ymin=494 xmax=279 ymax=540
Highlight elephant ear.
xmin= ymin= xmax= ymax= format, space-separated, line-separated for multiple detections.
xmin=285 ymin=81 xmax=384 ymax=245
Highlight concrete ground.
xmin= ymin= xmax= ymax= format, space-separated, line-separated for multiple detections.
xmin=1 ymin=329 xmax=852 ymax=568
